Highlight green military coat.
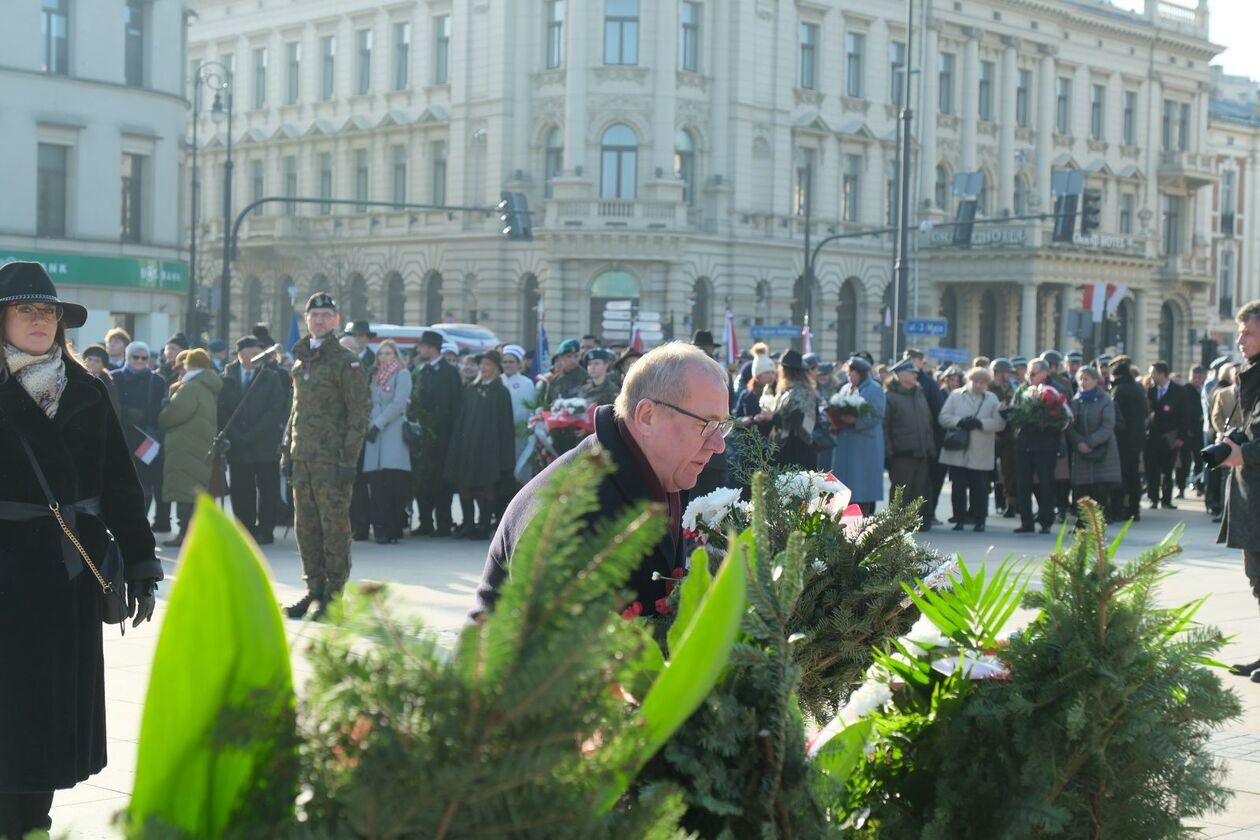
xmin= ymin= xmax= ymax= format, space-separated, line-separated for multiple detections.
xmin=581 ymin=376 xmax=620 ymax=407
xmin=538 ymin=366 xmax=590 ymax=407
xmin=158 ymin=370 xmax=224 ymax=504
xmin=285 ymin=335 xmax=371 ymax=467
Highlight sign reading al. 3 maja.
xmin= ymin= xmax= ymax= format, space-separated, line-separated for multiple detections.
xmin=0 ymin=250 xmax=188 ymax=292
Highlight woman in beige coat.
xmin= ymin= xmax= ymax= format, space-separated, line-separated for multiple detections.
xmin=938 ymin=367 xmax=1006 ymax=531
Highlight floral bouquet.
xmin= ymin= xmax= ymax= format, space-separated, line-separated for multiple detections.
xmin=536 ymin=397 xmax=596 ymax=435
xmin=682 ymin=487 xmax=751 ymax=550
xmin=1004 ymin=383 xmax=1071 ymax=432
xmin=825 ymin=392 xmax=875 ymax=428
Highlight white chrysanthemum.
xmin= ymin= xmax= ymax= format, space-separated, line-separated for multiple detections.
xmin=828 ymin=392 xmax=868 ymax=410
xmin=811 ymin=559 xmax=827 ymax=574
xmin=682 ymin=486 xmax=743 ymax=531
xmin=839 ymin=680 xmax=893 ymax=725
xmin=901 ymin=614 xmax=950 ymax=656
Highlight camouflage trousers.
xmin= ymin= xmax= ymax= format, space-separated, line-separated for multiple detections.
xmin=292 ymin=460 xmax=353 ymax=597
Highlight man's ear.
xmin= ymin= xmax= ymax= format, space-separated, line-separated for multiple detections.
xmin=633 ymin=397 xmax=655 ymax=433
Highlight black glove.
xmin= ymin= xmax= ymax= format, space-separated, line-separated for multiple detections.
xmin=365 ymin=426 xmax=381 ymax=443
xmin=281 ymin=460 xmax=293 ymax=480
xmin=335 ymin=464 xmax=357 ymax=483
xmin=219 ymin=438 xmax=232 ymax=456
xmin=128 ymin=578 xmax=158 ymax=628
xmin=961 ymin=417 xmax=983 ymax=431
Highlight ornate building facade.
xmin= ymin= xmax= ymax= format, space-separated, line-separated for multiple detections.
xmin=188 ymin=0 xmax=1220 ymax=370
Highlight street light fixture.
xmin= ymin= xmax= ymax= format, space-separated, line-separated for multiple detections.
xmin=195 ymin=61 xmax=233 ymax=345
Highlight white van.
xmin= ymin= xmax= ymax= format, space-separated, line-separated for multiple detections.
xmin=366 ymin=323 xmax=501 ymax=354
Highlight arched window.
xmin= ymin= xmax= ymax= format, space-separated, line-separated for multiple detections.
xmin=935 ymin=163 xmax=951 ymax=212
xmin=544 ymin=128 xmax=563 ymax=198
xmin=600 ymin=123 xmax=638 ymax=199
xmin=675 ymin=129 xmax=696 ymax=205
xmin=423 ymin=271 xmax=443 ymax=325
xmin=347 ymin=273 xmax=368 ymax=320
xmin=589 ymin=270 xmax=640 ymax=337
xmin=385 ymin=272 xmax=405 ymax=324
xmin=244 ymin=276 xmax=263 ymax=327
xmin=835 ymin=278 xmax=860 ymax=359
xmin=691 ymin=277 xmax=711 ymax=333
xmin=520 ymin=274 xmax=541 ymax=345
xmin=1013 ymin=174 xmax=1028 ymax=216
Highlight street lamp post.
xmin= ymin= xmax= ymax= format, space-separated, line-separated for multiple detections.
xmin=187 ymin=75 xmax=200 ymax=341
xmin=892 ymin=0 xmax=915 ymax=362
xmin=199 ymin=61 xmax=234 ymax=345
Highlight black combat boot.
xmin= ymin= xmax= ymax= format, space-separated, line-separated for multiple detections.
xmin=284 ymin=588 xmax=321 ymax=619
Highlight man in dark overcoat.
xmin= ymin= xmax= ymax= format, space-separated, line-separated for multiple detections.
xmin=1216 ymin=301 xmax=1260 ymax=683
xmin=408 ymin=330 xmax=463 ymax=536
xmin=1107 ymin=356 xmax=1150 ymax=522
xmin=110 ymin=341 xmax=167 ymax=516
xmin=1146 ymin=361 xmax=1192 ymax=509
xmin=470 ymin=344 xmax=732 ymax=620
xmin=219 ymin=335 xmax=290 ymax=544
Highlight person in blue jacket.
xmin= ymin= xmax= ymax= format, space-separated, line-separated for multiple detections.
xmin=829 ymin=355 xmax=886 ymax=515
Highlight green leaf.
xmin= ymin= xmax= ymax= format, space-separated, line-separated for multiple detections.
xmin=599 ymin=538 xmax=747 ymax=811
xmin=813 ymin=719 xmax=874 ymax=782
xmin=669 ymin=546 xmax=713 ymax=655
xmin=126 ymin=497 xmax=296 ymax=838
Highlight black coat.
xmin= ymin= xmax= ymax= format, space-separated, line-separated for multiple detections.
xmin=1110 ymin=374 xmax=1149 ymax=453
xmin=1147 ymin=381 xmax=1192 ymax=443
xmin=408 ymin=359 xmax=463 ymax=474
xmin=218 ymin=362 xmax=289 ymax=464
xmin=470 ymin=405 xmax=685 ymax=621
xmin=444 ymin=378 xmax=515 ymax=491
xmin=0 ymin=363 xmax=161 ymax=792
xmin=110 ymin=366 xmax=167 ymax=486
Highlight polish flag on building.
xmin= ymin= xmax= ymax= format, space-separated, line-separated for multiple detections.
xmin=722 ymin=311 xmax=740 ymax=365
xmin=1084 ymin=284 xmax=1129 ymax=322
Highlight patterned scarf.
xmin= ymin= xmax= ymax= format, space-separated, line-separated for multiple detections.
xmin=374 ymin=356 xmax=402 ymax=389
xmin=6 ymin=344 xmax=67 ymax=418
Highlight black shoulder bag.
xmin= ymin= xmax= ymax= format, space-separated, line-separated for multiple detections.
xmin=11 ymin=430 xmax=128 ymax=626
xmin=942 ymin=395 xmax=985 ymax=451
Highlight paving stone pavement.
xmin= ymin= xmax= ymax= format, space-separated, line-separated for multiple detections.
xmin=48 ymin=488 xmax=1260 ymax=837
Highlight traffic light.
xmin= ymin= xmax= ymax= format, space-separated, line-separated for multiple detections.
xmin=952 ymin=198 xmax=977 ymax=247
xmin=498 ymin=191 xmax=533 ymax=241
xmin=1079 ymin=188 xmax=1102 ymax=236
xmin=1052 ymin=193 xmax=1078 ymax=243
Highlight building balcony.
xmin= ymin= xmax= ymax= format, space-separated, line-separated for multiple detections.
xmin=546 ymin=198 xmax=689 ymax=230
xmin=1157 ymin=151 xmax=1217 ymax=190
xmin=1156 ymin=253 xmax=1212 ymax=284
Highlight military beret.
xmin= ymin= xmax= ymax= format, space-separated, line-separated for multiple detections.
xmin=991 ymin=357 xmax=1013 ymax=372
xmin=586 ymin=348 xmax=616 ymax=362
xmin=306 ymin=292 xmax=337 ymax=312
xmin=556 ymin=338 xmax=581 ymax=356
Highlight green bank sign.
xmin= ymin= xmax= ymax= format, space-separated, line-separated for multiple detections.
xmin=0 ymin=250 xmax=188 ymax=292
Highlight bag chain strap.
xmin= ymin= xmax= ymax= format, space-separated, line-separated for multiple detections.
xmin=49 ymin=502 xmax=113 ymax=595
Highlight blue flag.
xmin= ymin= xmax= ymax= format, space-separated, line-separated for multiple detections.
xmin=532 ymin=323 xmax=550 ymax=379
xmin=286 ymin=312 xmax=301 ymax=351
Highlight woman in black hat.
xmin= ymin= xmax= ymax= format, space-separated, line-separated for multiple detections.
xmin=769 ymin=349 xmax=822 ymax=470
xmin=0 ymin=262 xmax=161 ymax=838
xmin=444 ymin=350 xmax=515 ymax=538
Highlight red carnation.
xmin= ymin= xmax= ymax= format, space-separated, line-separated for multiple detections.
xmin=655 ymin=597 xmax=673 ymax=616
xmin=621 ymin=601 xmax=643 ymax=620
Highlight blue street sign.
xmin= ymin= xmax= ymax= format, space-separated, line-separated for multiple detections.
xmin=749 ymin=325 xmax=803 ymax=338
xmin=905 ymin=319 xmax=949 ymax=337
xmin=927 ymin=346 xmax=972 ymax=364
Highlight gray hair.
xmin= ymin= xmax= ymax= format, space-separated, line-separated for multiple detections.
xmin=1236 ymin=300 xmax=1260 ymax=326
xmin=966 ymin=366 xmax=993 ymax=384
xmin=1029 ymin=360 xmax=1050 ymax=375
xmin=125 ymin=340 xmax=150 ymax=358
xmin=614 ymin=341 xmax=729 ymax=420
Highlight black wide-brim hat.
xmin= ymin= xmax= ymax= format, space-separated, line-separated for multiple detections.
xmin=779 ymin=349 xmax=807 ymax=370
xmin=0 ymin=261 xmax=88 ymax=328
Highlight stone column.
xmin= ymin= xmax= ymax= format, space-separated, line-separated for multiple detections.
xmin=998 ymin=37 xmax=1018 ymax=215
xmin=961 ymin=29 xmax=979 ymax=172
xmin=1020 ymin=280 xmax=1037 ymax=359
xmin=1036 ymin=46 xmax=1056 ymax=210
xmin=918 ymin=24 xmax=940 ymax=205
xmin=710 ymin=0 xmax=731 ymax=182
xmin=654 ymin=0 xmax=679 ymax=175
xmin=1133 ymin=288 xmax=1149 ymax=367
xmin=562 ymin=0 xmax=587 ymax=175
xmin=1144 ymin=75 xmax=1162 ymax=229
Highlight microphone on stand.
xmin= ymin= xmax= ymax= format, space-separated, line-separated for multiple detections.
xmin=250 ymin=343 xmax=283 ymax=365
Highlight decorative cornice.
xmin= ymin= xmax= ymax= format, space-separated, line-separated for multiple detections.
xmin=1000 ymin=35 xmax=1022 ymax=50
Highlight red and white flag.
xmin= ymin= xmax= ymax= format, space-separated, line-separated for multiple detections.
xmin=133 ymin=430 xmax=161 ymax=465
xmin=722 ymin=311 xmax=739 ymax=365
xmin=1083 ymin=283 xmax=1115 ymax=323
xmin=1105 ymin=285 xmax=1127 ymax=317
xmin=630 ymin=324 xmax=644 ymax=353
xmin=802 ymin=320 xmax=813 ymax=355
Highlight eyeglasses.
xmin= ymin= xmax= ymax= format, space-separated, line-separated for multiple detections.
xmin=650 ymin=399 xmax=736 ymax=439
xmin=10 ymin=304 xmax=63 ymax=323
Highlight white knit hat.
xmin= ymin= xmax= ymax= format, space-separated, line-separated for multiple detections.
xmin=502 ymin=344 xmax=526 ymax=361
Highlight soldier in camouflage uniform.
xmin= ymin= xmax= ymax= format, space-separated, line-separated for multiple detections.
xmin=536 ymin=338 xmax=589 ymax=407
xmin=580 ymin=348 xmax=620 ymax=407
xmin=281 ymin=293 xmax=371 ymax=620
